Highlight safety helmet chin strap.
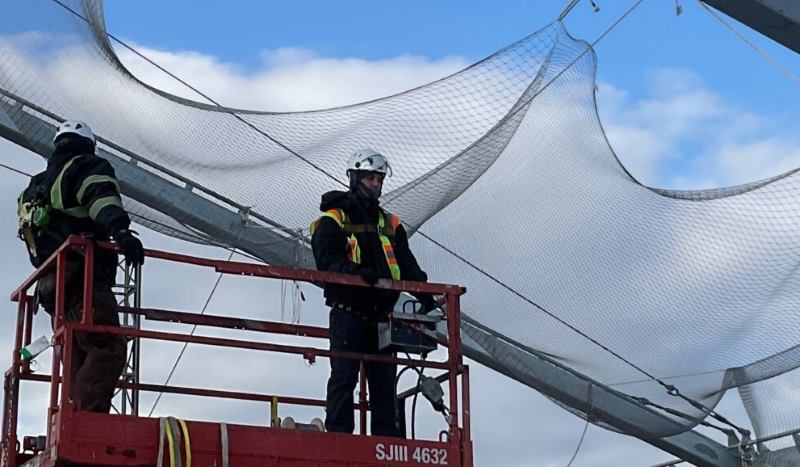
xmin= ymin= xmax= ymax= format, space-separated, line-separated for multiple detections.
xmin=348 ymin=170 xmax=361 ymax=191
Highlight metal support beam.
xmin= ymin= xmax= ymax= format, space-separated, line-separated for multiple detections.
xmin=115 ymin=263 xmax=142 ymax=416
xmin=0 ymin=88 xmax=315 ymax=269
xmin=456 ymin=317 xmax=743 ymax=467
xmin=701 ymin=0 xmax=800 ymax=54
xmin=0 ymin=88 xmax=744 ymax=466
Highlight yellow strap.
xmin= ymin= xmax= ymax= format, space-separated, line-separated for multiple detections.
xmin=21 ymin=227 xmax=38 ymax=258
xmin=271 ymin=396 xmax=279 ymax=428
xmin=178 ymin=419 xmax=191 ymax=467
xmin=165 ymin=420 xmax=177 ymax=467
xmin=18 ymin=201 xmax=33 ymax=224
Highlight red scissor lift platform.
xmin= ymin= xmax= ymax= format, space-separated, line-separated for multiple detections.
xmin=1 ymin=237 xmax=473 ymax=466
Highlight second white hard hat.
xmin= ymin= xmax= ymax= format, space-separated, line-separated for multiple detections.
xmin=346 ymin=148 xmax=392 ymax=177
xmin=53 ymin=120 xmax=96 ymax=145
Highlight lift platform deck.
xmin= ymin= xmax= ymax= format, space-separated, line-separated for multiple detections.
xmin=1 ymin=236 xmax=472 ymax=467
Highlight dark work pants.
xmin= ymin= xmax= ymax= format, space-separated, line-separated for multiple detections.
xmin=325 ymin=309 xmax=401 ymax=437
xmin=39 ymin=261 xmax=127 ymax=413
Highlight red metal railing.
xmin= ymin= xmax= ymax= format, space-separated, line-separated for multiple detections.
xmin=2 ymin=235 xmax=472 ymax=467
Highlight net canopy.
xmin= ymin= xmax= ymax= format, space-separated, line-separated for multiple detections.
xmin=4 ymin=0 xmax=800 ymax=459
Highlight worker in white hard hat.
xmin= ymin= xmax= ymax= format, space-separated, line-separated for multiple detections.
xmin=310 ymin=148 xmax=435 ymax=437
xmin=17 ymin=120 xmax=144 ymax=412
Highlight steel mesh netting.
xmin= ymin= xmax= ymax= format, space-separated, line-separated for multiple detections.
xmin=4 ymin=0 xmax=800 ymax=455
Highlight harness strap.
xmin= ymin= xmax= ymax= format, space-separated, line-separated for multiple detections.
xmin=311 ymin=208 xmax=401 ymax=279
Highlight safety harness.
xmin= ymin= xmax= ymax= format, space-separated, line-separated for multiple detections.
xmin=310 ymin=208 xmax=402 ymax=280
xmin=17 ymin=154 xmax=122 ymax=260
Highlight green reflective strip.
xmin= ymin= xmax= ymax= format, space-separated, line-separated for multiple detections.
xmin=50 ymin=155 xmax=83 ymax=210
xmin=88 ymin=196 xmax=123 ymax=220
xmin=379 ymin=235 xmax=401 ymax=280
xmin=341 ymin=211 xmax=400 ymax=279
xmin=378 ymin=213 xmax=400 ymax=280
xmin=76 ymin=175 xmax=119 ymax=204
xmin=311 ymin=209 xmax=345 ymax=235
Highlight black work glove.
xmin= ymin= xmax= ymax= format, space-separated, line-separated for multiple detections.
xmin=416 ymin=294 xmax=437 ymax=314
xmin=358 ymin=267 xmax=379 ymax=286
xmin=114 ymin=229 xmax=145 ymax=266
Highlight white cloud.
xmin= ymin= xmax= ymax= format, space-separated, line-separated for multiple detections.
xmin=116 ymin=44 xmax=470 ymax=112
xmin=597 ymin=68 xmax=800 ymax=190
xmin=711 ymin=138 xmax=800 ymax=185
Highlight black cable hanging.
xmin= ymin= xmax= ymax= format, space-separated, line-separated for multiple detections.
xmin=0 ymin=161 xmax=32 ymax=177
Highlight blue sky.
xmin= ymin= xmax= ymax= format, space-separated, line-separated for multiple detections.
xmin=100 ymin=0 xmax=800 ymax=193
xmin=102 ymin=0 xmax=800 ymax=117
xmin=4 ymin=1 xmax=800 ymax=465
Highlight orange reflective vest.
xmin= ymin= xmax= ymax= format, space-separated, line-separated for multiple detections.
xmin=310 ymin=208 xmax=402 ymax=280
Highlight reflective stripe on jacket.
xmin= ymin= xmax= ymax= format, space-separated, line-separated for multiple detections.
xmin=311 ymin=208 xmax=402 ymax=280
xmin=49 ymin=155 xmax=123 ymax=220
xmin=18 ymin=150 xmax=129 ymax=267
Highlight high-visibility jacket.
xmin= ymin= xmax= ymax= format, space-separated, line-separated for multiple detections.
xmin=311 ymin=208 xmax=402 ymax=280
xmin=18 ymin=149 xmax=130 ymax=266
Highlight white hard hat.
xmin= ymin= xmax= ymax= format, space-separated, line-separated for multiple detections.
xmin=53 ymin=120 xmax=96 ymax=145
xmin=347 ymin=148 xmax=392 ymax=177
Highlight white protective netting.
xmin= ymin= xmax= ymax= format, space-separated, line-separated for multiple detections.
xmin=4 ymin=0 xmax=800 ymax=456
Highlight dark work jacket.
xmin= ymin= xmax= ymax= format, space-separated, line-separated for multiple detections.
xmin=19 ymin=145 xmax=130 ymax=271
xmin=311 ymin=190 xmax=428 ymax=316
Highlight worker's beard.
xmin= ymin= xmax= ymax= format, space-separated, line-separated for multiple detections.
xmin=351 ymin=184 xmax=381 ymax=218
xmin=355 ymin=183 xmax=381 ymax=201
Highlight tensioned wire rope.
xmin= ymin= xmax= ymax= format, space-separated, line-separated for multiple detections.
xmin=46 ymin=0 xmax=751 ymax=438
xmin=145 ymin=243 xmax=238 ymax=417
xmin=698 ymin=0 xmax=800 ymax=87
xmin=0 ymin=162 xmax=32 ymax=177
